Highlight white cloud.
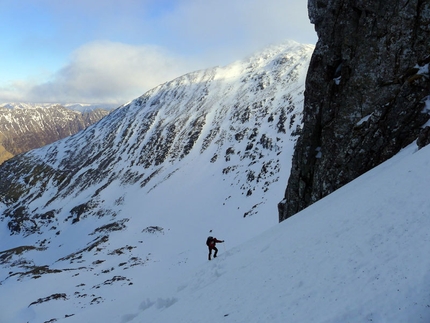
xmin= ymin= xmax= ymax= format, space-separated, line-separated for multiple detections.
xmin=0 ymin=79 xmax=41 ymax=103
xmin=24 ymin=41 xmax=194 ymax=104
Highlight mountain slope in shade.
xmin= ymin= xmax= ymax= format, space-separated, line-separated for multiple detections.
xmin=0 ymin=41 xmax=313 ymax=322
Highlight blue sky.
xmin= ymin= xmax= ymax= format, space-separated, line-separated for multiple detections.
xmin=0 ymin=0 xmax=316 ymax=104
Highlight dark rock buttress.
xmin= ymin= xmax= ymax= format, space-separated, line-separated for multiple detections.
xmin=279 ymin=0 xmax=430 ymax=221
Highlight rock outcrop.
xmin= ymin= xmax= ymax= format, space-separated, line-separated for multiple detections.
xmin=279 ymin=0 xmax=430 ymax=221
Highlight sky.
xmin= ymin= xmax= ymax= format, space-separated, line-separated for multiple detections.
xmin=0 ymin=0 xmax=316 ymax=105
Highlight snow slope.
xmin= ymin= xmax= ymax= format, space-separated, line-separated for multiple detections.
xmin=71 ymin=143 xmax=430 ymax=323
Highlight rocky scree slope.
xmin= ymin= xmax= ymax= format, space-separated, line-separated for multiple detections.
xmin=279 ymin=0 xmax=430 ymax=220
xmin=0 ymin=103 xmax=110 ymax=165
xmin=0 ymin=42 xmax=312 ymax=319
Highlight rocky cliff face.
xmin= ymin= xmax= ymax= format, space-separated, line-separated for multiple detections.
xmin=0 ymin=104 xmax=110 ymax=164
xmin=279 ymin=0 xmax=430 ymax=221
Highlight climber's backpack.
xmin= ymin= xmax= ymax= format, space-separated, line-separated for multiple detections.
xmin=206 ymin=236 xmax=214 ymax=246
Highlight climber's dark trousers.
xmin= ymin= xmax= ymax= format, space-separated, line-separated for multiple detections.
xmin=208 ymin=247 xmax=218 ymax=260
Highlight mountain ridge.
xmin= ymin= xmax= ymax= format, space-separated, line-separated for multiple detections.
xmin=0 ymin=41 xmax=313 ymax=322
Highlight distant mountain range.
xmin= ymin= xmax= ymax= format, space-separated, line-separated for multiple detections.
xmin=0 ymin=102 xmax=118 ymax=112
xmin=0 ymin=103 xmax=114 ymax=164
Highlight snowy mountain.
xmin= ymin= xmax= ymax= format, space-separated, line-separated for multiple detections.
xmin=0 ymin=103 xmax=111 ymax=164
xmin=0 ymin=41 xmax=314 ymax=322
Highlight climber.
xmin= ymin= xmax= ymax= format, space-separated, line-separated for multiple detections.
xmin=206 ymin=236 xmax=224 ymax=260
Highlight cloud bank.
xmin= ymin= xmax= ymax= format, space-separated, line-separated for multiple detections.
xmin=33 ymin=42 xmax=193 ymax=104
xmin=1 ymin=42 xmax=194 ymax=104
xmin=0 ymin=0 xmax=316 ymax=104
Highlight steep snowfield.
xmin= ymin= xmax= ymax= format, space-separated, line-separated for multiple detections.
xmin=70 ymin=143 xmax=430 ymax=323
